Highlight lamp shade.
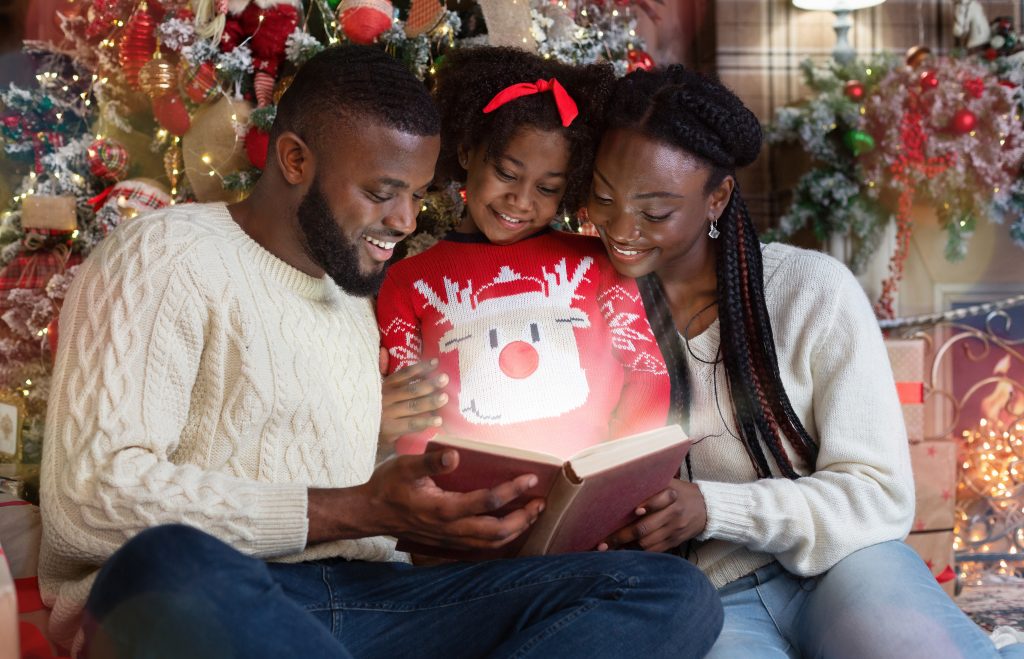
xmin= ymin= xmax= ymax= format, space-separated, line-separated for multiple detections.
xmin=792 ymin=0 xmax=884 ymax=9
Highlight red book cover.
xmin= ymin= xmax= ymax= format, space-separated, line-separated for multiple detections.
xmin=395 ymin=426 xmax=689 ymax=560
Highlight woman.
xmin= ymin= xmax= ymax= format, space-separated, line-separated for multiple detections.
xmin=590 ymin=65 xmax=1023 ymax=658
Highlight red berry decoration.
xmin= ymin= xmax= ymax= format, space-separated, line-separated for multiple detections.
xmin=843 ymin=80 xmax=865 ymax=101
xmin=950 ymin=109 xmax=977 ymax=134
xmin=919 ymin=70 xmax=939 ymax=90
xmin=963 ymin=77 xmax=985 ymax=99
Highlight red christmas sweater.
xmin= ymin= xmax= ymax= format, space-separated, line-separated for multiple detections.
xmin=376 ymin=229 xmax=669 ymax=458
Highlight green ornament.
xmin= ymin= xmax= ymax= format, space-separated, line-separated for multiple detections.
xmin=39 ymin=97 xmax=53 ymax=112
xmin=326 ymin=0 xmax=341 ymax=9
xmin=843 ymin=129 xmax=875 ymax=156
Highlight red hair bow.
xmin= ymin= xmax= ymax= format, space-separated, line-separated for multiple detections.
xmin=482 ymin=78 xmax=579 ymax=127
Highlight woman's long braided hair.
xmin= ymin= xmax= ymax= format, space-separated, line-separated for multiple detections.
xmin=607 ymin=66 xmax=818 ymax=479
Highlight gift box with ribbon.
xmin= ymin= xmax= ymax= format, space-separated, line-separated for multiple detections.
xmin=0 ymin=232 xmax=81 ymax=293
xmin=910 ymin=440 xmax=957 ymax=533
xmin=0 ymin=195 xmax=81 ymax=293
xmin=885 ymin=338 xmax=926 ymax=442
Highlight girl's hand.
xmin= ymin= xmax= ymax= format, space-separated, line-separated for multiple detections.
xmin=598 ymin=480 xmax=708 ymax=553
xmin=380 ymin=358 xmax=449 ymax=443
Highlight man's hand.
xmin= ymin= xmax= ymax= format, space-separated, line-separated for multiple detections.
xmin=598 ymin=480 xmax=707 ymax=553
xmin=307 ymin=450 xmax=544 ymax=550
xmin=380 ymin=359 xmax=449 ymax=443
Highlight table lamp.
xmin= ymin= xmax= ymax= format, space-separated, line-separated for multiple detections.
xmin=793 ymin=0 xmax=887 ymax=64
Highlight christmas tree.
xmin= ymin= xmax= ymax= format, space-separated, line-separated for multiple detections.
xmin=0 ymin=0 xmax=656 ymax=470
xmin=767 ymin=46 xmax=1024 ymax=319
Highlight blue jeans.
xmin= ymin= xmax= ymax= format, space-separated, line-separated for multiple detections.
xmin=83 ymin=524 xmax=723 ymax=658
xmin=707 ymin=540 xmax=1024 ymax=659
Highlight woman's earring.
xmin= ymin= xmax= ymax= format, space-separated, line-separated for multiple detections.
xmin=708 ymin=219 xmax=720 ymax=239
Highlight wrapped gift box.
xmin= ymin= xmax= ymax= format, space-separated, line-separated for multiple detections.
xmin=885 ymin=338 xmax=926 ymax=442
xmin=909 ymin=440 xmax=957 ymax=533
xmin=0 ymin=246 xmax=81 ymax=292
xmin=905 ymin=529 xmax=957 ymax=598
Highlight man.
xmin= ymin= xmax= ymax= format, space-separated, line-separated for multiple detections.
xmin=40 ymin=45 xmax=722 ymax=658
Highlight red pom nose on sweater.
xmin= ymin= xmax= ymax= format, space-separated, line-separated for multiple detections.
xmin=499 ymin=341 xmax=539 ymax=379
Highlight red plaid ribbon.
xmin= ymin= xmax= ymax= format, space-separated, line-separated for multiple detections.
xmin=0 ymin=230 xmax=80 ymax=291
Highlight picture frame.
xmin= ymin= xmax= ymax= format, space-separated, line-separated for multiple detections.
xmin=0 ymin=390 xmax=26 ymax=464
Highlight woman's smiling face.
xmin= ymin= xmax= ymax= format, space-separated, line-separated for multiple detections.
xmin=586 ymin=127 xmax=732 ymax=280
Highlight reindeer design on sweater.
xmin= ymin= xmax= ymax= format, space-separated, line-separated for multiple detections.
xmin=414 ymin=257 xmax=594 ymax=425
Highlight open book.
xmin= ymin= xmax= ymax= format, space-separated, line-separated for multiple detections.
xmin=396 ymin=425 xmax=690 ymax=561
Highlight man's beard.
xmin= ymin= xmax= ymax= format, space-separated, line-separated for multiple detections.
xmin=296 ymin=178 xmax=389 ymax=297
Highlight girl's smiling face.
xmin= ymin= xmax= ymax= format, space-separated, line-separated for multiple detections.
xmin=458 ymin=126 xmax=571 ymax=245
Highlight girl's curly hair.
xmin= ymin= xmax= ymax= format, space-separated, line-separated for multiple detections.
xmin=433 ymin=46 xmax=614 ymax=216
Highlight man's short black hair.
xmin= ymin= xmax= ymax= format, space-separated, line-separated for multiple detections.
xmin=272 ymin=44 xmax=440 ymax=151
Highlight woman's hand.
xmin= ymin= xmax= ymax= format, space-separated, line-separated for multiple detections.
xmin=599 ymin=480 xmax=708 ymax=553
xmin=380 ymin=358 xmax=449 ymax=444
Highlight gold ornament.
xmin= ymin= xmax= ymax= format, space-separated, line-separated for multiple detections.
xmin=139 ymin=55 xmax=177 ymax=100
xmin=273 ymin=74 xmax=294 ymax=105
xmin=905 ymin=45 xmax=933 ymax=69
xmin=163 ymin=143 xmax=184 ymax=193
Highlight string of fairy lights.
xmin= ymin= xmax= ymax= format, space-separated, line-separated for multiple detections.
xmin=956 ymin=415 xmax=1024 ymax=583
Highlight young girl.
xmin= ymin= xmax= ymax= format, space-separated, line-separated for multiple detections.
xmin=589 ymin=65 xmax=1024 ymax=658
xmin=376 ymin=46 xmax=669 ymax=457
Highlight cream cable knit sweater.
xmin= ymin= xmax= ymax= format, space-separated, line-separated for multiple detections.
xmin=39 ymin=203 xmax=397 ymax=651
xmin=686 ymin=243 xmax=915 ymax=589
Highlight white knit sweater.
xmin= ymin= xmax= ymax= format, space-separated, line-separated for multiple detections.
xmin=687 ymin=243 xmax=915 ymax=589
xmin=39 ymin=203 xmax=397 ymax=651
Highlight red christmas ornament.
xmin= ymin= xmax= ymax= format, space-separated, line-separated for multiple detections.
xmin=152 ymin=93 xmax=191 ymax=136
xmin=985 ymin=47 xmax=999 ymax=61
xmin=919 ymin=70 xmax=939 ymax=90
xmin=627 ymin=49 xmax=654 ymax=73
xmin=180 ymin=60 xmax=219 ymax=104
xmin=338 ymin=0 xmax=393 ymax=45
xmin=118 ymin=9 xmax=157 ymax=89
xmin=245 ymin=126 xmax=270 ymax=170
xmin=950 ymin=108 xmax=977 ymax=134
xmin=843 ymin=80 xmax=865 ymax=101
xmin=87 ymin=137 xmax=130 ymax=181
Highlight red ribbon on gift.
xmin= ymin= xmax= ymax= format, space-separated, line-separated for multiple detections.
xmin=935 ymin=565 xmax=956 ymax=583
xmin=896 ymin=381 xmax=924 ymax=404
